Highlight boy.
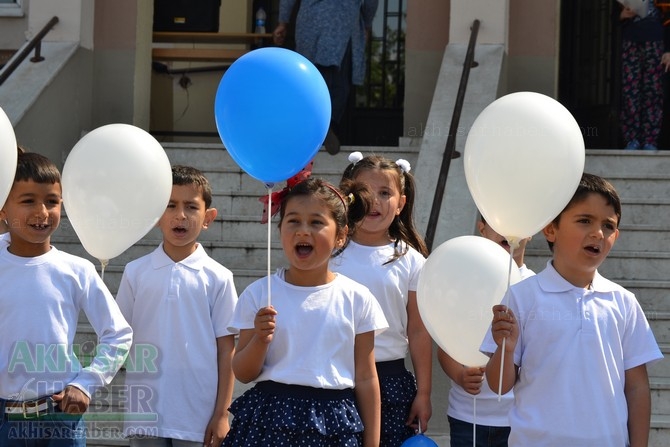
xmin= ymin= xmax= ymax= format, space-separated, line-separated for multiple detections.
xmin=482 ymin=173 xmax=663 ymax=446
xmin=0 ymin=152 xmax=133 ymax=446
xmin=116 ymin=165 xmax=238 ymax=447
xmin=438 ymin=216 xmax=534 ymax=447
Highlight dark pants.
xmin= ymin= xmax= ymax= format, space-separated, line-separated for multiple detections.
xmin=448 ymin=416 xmax=510 ymax=447
xmin=317 ymin=41 xmax=353 ymax=130
xmin=0 ymin=399 xmax=86 ymax=447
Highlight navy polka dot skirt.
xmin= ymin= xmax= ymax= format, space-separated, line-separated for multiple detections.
xmin=221 ymin=381 xmax=364 ymax=447
xmin=377 ymin=360 xmax=418 ymax=447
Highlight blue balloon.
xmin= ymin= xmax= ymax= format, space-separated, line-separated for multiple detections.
xmin=214 ymin=47 xmax=331 ymax=184
xmin=400 ymin=434 xmax=439 ymax=447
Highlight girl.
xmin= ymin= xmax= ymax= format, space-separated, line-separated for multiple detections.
xmin=223 ymin=177 xmax=389 ymax=447
xmin=331 ymin=153 xmax=433 ymax=446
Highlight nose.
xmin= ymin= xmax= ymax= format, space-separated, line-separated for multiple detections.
xmin=35 ymin=202 xmax=49 ymax=218
xmin=295 ymin=223 xmax=310 ymax=236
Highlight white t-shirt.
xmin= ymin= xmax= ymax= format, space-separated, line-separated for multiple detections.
xmin=229 ymin=269 xmax=388 ymax=389
xmin=447 ymin=264 xmax=535 ymax=427
xmin=116 ymin=243 xmax=238 ymax=441
xmin=480 ymin=261 xmax=663 ymax=446
xmin=330 ymin=241 xmax=425 ymax=361
xmin=0 ymin=246 xmax=132 ymax=399
xmin=0 ymin=232 xmax=9 ymax=247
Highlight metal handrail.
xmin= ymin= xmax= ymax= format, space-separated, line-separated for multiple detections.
xmin=0 ymin=16 xmax=59 ymax=86
xmin=424 ymin=19 xmax=480 ymax=252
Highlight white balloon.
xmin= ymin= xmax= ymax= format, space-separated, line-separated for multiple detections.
xmin=417 ymin=236 xmax=522 ymax=366
xmin=464 ymin=92 xmax=585 ymax=245
xmin=62 ymin=124 xmax=172 ymax=263
xmin=0 ymin=107 xmax=17 ymax=210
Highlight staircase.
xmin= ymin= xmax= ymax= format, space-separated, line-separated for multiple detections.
xmin=57 ymin=145 xmax=670 ymax=446
xmin=523 ymin=150 xmax=670 ymax=447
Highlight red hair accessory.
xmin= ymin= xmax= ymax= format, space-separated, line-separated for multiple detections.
xmin=259 ymin=160 xmax=313 ymax=224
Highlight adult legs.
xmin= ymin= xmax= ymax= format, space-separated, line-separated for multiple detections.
xmin=620 ymin=40 xmax=643 ymax=149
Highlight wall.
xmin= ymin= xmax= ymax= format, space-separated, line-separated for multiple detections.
xmin=505 ymin=0 xmax=559 ymax=96
xmin=404 ymin=0 xmax=450 ymax=140
xmin=92 ymin=0 xmax=150 ymax=129
xmin=0 ymin=0 xmax=29 ymax=49
xmin=404 ymin=0 xmax=560 ymax=139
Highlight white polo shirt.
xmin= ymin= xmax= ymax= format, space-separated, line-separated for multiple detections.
xmin=481 ymin=261 xmax=663 ymax=446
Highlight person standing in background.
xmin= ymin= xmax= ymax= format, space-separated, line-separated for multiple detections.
xmin=273 ymin=0 xmax=379 ymax=155
xmin=619 ymin=0 xmax=665 ymax=150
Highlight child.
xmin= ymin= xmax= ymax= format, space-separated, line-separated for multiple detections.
xmin=116 ymin=165 xmax=238 ymax=447
xmin=437 ymin=215 xmax=534 ymax=447
xmin=482 ymin=173 xmax=663 ymax=446
xmin=330 ymin=153 xmax=433 ymax=446
xmin=0 ymin=152 xmax=132 ymax=446
xmin=222 ymin=177 xmax=388 ymax=447
xmin=1 ymin=145 xmax=27 ymax=244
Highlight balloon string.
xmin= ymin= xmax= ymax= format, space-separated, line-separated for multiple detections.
xmin=418 ymin=419 xmax=422 ymax=434
xmin=266 ymin=185 xmax=272 ymax=308
xmin=99 ymin=259 xmax=109 ymax=281
xmin=498 ymin=246 xmax=515 ymax=401
xmin=473 ymin=395 xmax=477 ymax=447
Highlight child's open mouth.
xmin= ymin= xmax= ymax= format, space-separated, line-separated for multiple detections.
xmin=584 ymin=245 xmax=601 ymax=254
xmin=173 ymin=226 xmax=188 ymax=235
xmin=295 ymin=243 xmax=313 ymax=256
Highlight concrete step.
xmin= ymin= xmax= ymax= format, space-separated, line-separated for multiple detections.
xmin=619 ymin=198 xmax=670 ymax=225
xmin=584 ymin=150 xmax=670 ymax=174
xmin=648 ymin=344 xmax=670 ymax=378
xmin=651 ymin=377 xmax=670 ymax=415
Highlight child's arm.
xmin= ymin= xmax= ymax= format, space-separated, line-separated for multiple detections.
xmin=406 ymin=291 xmax=432 ymax=431
xmin=485 ymin=304 xmax=518 ymax=394
xmin=354 ymin=330 xmax=381 ymax=447
xmin=625 ymin=364 xmax=652 ymax=447
xmin=437 ymin=348 xmax=485 ymax=395
xmin=204 ymin=335 xmax=236 ymax=446
xmin=231 ymin=306 xmax=276 ymax=383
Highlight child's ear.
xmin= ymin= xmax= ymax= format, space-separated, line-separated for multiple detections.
xmin=542 ymin=222 xmax=557 ymax=244
xmin=476 ymin=220 xmax=486 ymax=236
xmin=397 ymin=194 xmax=407 ymax=215
xmin=203 ymin=208 xmax=218 ymax=229
xmin=336 ymin=225 xmax=348 ymax=248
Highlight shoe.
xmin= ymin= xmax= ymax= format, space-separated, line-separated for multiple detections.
xmin=323 ymin=128 xmax=340 ymax=155
xmin=624 ymin=140 xmax=640 ymax=150
xmin=642 ymin=143 xmax=658 ymax=151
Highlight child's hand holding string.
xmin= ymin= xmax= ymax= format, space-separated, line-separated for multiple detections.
xmin=491 ymin=304 xmax=518 ymax=352
xmin=254 ymin=306 xmax=277 ymax=344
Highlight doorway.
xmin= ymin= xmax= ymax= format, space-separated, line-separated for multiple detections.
xmin=558 ymin=0 xmax=621 ymax=149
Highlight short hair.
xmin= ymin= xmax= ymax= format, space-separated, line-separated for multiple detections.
xmin=547 ymin=172 xmax=622 ymax=250
xmin=171 ymin=165 xmax=213 ymax=208
xmin=14 ymin=152 xmax=60 ymax=184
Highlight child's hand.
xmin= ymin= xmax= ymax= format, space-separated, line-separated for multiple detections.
xmin=620 ymin=6 xmax=637 ymax=20
xmin=662 ymin=52 xmax=670 ymax=72
xmin=491 ymin=304 xmax=518 ymax=352
xmin=254 ymin=306 xmax=277 ymax=344
xmin=458 ymin=366 xmax=486 ymax=395
xmin=52 ymin=385 xmax=90 ymax=414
